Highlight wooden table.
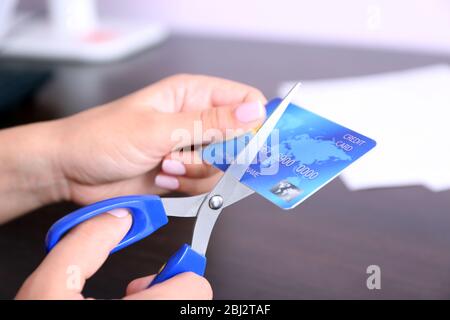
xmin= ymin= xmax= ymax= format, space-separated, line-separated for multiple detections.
xmin=1 ymin=34 xmax=450 ymax=299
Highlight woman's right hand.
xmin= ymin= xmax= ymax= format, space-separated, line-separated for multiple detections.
xmin=16 ymin=209 xmax=212 ymax=300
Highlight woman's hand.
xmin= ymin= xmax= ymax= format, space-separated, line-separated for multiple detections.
xmin=16 ymin=209 xmax=212 ymax=300
xmin=0 ymin=74 xmax=266 ymax=222
xmin=55 ymin=74 xmax=266 ymax=204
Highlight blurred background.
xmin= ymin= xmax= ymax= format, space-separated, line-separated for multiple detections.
xmin=1 ymin=0 xmax=450 ymax=299
xmin=18 ymin=0 xmax=450 ymax=54
xmin=1 ymin=0 xmax=448 ymax=119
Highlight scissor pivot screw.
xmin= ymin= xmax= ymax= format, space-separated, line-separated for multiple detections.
xmin=209 ymin=195 xmax=223 ymax=210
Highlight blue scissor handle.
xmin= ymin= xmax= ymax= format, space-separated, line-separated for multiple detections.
xmin=45 ymin=195 xmax=168 ymax=254
xmin=150 ymin=243 xmax=207 ymax=286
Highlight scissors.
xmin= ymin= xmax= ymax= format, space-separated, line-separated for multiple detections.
xmin=45 ymin=83 xmax=301 ymax=286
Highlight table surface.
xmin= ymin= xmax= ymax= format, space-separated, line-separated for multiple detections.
xmin=1 ymin=34 xmax=450 ymax=299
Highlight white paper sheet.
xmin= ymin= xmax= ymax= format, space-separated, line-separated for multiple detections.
xmin=279 ymin=65 xmax=450 ymax=192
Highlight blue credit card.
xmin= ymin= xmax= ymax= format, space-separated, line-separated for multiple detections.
xmin=201 ymin=98 xmax=377 ymax=209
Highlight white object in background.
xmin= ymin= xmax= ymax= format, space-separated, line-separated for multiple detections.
xmin=0 ymin=0 xmax=168 ymax=63
xmin=279 ymin=65 xmax=450 ymax=192
xmin=48 ymin=0 xmax=97 ymax=36
xmin=0 ymin=0 xmax=18 ymax=39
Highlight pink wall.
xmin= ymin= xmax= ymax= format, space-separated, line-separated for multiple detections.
xmin=100 ymin=0 xmax=450 ymax=54
xmin=21 ymin=0 xmax=450 ymax=54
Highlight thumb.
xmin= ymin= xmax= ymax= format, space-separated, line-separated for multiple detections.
xmin=161 ymin=101 xmax=266 ymax=149
xmin=16 ymin=209 xmax=132 ymax=299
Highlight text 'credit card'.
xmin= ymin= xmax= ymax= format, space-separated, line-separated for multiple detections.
xmin=201 ymin=98 xmax=377 ymax=209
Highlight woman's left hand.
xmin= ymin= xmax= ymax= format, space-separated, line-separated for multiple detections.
xmin=47 ymin=74 xmax=267 ymax=205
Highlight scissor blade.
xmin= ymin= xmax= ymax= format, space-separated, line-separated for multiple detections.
xmin=160 ymin=182 xmax=253 ymax=218
xmin=220 ymin=181 xmax=254 ymax=208
xmin=161 ymin=194 xmax=205 ymax=218
xmin=190 ymin=83 xmax=301 ymax=256
xmin=226 ymin=82 xmax=301 ymax=182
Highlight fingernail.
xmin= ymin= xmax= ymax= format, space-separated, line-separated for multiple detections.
xmin=155 ymin=174 xmax=179 ymax=190
xmin=162 ymin=159 xmax=186 ymax=175
xmin=234 ymin=101 xmax=266 ymax=123
xmin=108 ymin=208 xmax=130 ymax=218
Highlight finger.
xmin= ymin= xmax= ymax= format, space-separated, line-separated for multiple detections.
xmin=154 ymin=172 xmax=223 ymax=195
xmin=124 ymin=272 xmax=212 ymax=300
xmin=158 ymin=100 xmax=266 ymax=150
xmin=174 ymin=75 xmax=267 ymax=111
xmin=161 ymin=151 xmax=218 ymax=179
xmin=70 ymin=171 xmax=169 ymax=205
xmin=178 ymin=173 xmax=222 ymax=195
xmin=126 ymin=274 xmax=156 ymax=295
xmin=183 ymin=161 xmax=219 ymax=179
xmin=136 ymin=74 xmax=267 ymax=113
xmin=17 ymin=210 xmax=132 ymax=299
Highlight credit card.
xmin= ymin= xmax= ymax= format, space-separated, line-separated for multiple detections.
xmin=201 ymin=98 xmax=377 ymax=209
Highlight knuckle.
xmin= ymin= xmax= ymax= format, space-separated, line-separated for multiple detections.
xmin=200 ymin=108 xmax=219 ymax=132
xmin=217 ymin=107 xmax=237 ymax=131
xmin=201 ymin=106 xmax=235 ymax=135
